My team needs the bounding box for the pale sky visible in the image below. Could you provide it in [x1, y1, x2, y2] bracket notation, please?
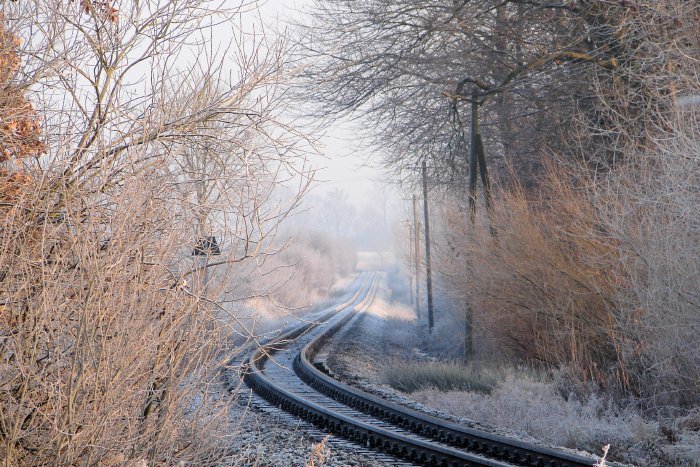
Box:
[252, 0, 392, 209]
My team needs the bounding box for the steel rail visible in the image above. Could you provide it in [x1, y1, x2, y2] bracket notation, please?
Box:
[240, 272, 373, 373]
[243, 272, 597, 466]
[296, 310, 596, 466]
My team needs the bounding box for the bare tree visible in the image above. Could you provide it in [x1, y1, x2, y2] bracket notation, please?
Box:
[298, 1, 630, 203]
[315, 188, 355, 238]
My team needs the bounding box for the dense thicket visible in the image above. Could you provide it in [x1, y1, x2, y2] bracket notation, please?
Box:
[0, 1, 315, 463]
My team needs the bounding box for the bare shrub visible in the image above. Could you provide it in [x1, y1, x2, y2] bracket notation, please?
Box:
[436, 169, 625, 386]
[439, 118, 699, 399]
[435, 109, 699, 411]
[246, 229, 357, 317]
[574, 0, 700, 412]
[0, 168, 241, 464]
[592, 112, 700, 413]
[0, 1, 314, 463]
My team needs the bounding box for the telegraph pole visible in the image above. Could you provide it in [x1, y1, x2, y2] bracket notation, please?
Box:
[403, 219, 415, 310]
[411, 195, 421, 320]
[421, 161, 434, 331]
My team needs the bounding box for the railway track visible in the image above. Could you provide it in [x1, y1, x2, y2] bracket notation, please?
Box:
[242, 271, 597, 467]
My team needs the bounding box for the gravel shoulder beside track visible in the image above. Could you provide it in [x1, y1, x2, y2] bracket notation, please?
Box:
[226, 394, 387, 466]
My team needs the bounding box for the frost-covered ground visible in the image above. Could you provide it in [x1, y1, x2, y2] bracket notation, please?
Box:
[219, 267, 392, 466]
[192, 371, 384, 466]
[324, 271, 700, 467]
[226, 395, 385, 466]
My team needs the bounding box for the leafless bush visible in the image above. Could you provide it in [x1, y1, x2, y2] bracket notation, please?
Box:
[435, 113, 699, 412]
[0, 166, 240, 464]
[435, 170, 624, 382]
[244, 229, 357, 318]
[592, 111, 700, 413]
[577, 0, 699, 412]
[0, 1, 314, 463]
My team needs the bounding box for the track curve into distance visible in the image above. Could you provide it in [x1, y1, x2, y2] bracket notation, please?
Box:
[243, 271, 596, 467]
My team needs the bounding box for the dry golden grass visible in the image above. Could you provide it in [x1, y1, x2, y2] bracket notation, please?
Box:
[439, 164, 626, 388]
[306, 435, 331, 467]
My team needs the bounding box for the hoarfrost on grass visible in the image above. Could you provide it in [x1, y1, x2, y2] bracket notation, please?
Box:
[411, 369, 659, 458]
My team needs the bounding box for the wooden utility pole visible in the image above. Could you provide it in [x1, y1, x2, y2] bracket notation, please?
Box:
[464, 91, 498, 360]
[465, 93, 488, 359]
[412, 194, 421, 320]
[404, 219, 415, 311]
[421, 161, 434, 332]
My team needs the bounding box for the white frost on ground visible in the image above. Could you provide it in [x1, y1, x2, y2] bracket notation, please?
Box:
[211, 371, 387, 466]
[324, 271, 700, 467]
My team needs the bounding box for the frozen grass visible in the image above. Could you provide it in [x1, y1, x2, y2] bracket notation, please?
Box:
[409, 367, 665, 463]
[364, 271, 700, 465]
[383, 361, 498, 394]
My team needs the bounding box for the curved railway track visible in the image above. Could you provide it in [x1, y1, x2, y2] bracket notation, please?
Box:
[242, 271, 597, 467]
